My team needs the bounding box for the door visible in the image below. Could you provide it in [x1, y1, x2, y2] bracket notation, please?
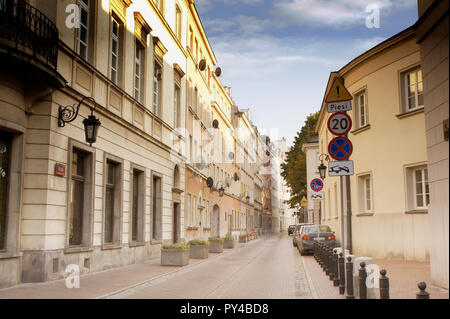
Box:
[211, 205, 220, 238]
[173, 203, 179, 243]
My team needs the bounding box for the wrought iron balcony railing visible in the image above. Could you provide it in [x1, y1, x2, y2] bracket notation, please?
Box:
[0, 0, 59, 68]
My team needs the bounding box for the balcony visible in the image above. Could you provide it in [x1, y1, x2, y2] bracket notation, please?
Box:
[0, 0, 64, 85]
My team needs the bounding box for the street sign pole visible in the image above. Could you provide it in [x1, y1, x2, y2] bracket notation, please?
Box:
[340, 174, 346, 294]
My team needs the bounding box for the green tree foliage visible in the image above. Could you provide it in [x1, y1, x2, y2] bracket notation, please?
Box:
[281, 112, 319, 208]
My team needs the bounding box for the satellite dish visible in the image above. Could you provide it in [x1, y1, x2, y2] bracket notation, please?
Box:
[233, 172, 240, 182]
[206, 177, 214, 188]
[225, 176, 232, 187]
[198, 59, 206, 71]
[214, 67, 221, 77]
[212, 119, 219, 129]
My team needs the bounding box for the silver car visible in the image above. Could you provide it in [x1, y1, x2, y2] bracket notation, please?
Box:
[292, 223, 313, 247]
[297, 225, 336, 255]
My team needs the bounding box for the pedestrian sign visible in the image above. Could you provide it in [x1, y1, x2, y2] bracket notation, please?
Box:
[325, 78, 353, 103]
[310, 178, 324, 192]
[328, 136, 353, 161]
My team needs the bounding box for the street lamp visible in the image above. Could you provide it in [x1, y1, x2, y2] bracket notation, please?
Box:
[218, 186, 225, 197]
[58, 96, 101, 146]
[317, 154, 330, 180]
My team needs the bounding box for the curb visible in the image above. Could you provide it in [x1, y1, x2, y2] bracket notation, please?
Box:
[301, 255, 319, 299]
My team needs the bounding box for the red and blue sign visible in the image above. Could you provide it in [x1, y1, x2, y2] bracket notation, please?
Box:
[310, 178, 324, 192]
[328, 136, 353, 161]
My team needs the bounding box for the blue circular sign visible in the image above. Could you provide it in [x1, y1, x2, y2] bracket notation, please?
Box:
[310, 178, 324, 192]
[328, 136, 353, 161]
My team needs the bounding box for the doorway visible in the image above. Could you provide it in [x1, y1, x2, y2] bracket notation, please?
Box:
[211, 204, 220, 238]
[173, 202, 180, 243]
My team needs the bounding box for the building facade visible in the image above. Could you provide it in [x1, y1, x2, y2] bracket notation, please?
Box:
[316, 27, 429, 261]
[302, 138, 321, 224]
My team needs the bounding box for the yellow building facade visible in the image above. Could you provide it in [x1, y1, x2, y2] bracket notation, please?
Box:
[317, 27, 430, 261]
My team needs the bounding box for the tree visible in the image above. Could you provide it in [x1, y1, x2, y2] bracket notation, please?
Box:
[281, 112, 319, 208]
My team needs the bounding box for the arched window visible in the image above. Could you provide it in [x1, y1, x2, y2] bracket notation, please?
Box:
[173, 165, 180, 188]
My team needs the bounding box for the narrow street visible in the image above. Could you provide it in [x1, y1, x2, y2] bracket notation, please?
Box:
[104, 235, 313, 299]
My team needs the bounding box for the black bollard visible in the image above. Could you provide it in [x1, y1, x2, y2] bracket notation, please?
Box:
[346, 256, 354, 299]
[379, 269, 389, 299]
[325, 247, 331, 276]
[339, 252, 345, 294]
[332, 249, 339, 286]
[416, 282, 430, 299]
[359, 262, 367, 299]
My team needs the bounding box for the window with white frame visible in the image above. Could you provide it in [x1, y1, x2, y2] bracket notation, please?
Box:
[402, 67, 424, 112]
[406, 165, 429, 211]
[174, 85, 180, 128]
[77, 0, 90, 61]
[134, 40, 144, 103]
[153, 61, 162, 116]
[187, 194, 191, 226]
[358, 174, 373, 213]
[355, 90, 368, 128]
[193, 196, 197, 226]
[110, 16, 121, 85]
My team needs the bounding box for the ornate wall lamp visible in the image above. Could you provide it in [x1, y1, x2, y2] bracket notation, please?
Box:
[58, 96, 101, 146]
[318, 154, 330, 180]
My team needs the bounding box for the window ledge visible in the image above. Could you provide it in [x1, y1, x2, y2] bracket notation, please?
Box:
[405, 209, 428, 214]
[356, 213, 374, 217]
[172, 187, 184, 194]
[64, 247, 94, 254]
[129, 241, 146, 248]
[0, 252, 21, 260]
[186, 226, 199, 230]
[101, 244, 122, 251]
[396, 107, 424, 119]
[203, 227, 211, 231]
[351, 124, 371, 135]
[150, 240, 163, 245]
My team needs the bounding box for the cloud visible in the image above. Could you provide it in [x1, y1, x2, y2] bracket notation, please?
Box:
[196, 0, 263, 12]
[273, 0, 416, 28]
[354, 36, 387, 52]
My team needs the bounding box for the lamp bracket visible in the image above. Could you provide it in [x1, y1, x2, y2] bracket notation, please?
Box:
[58, 96, 96, 127]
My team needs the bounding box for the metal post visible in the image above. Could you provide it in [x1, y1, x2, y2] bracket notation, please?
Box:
[379, 269, 389, 299]
[340, 175, 346, 273]
[325, 247, 331, 276]
[359, 262, 367, 299]
[416, 282, 430, 299]
[339, 252, 345, 294]
[346, 256, 354, 299]
[333, 249, 339, 286]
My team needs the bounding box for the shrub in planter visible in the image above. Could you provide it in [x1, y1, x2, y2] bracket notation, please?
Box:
[223, 233, 235, 249]
[239, 234, 248, 243]
[208, 237, 224, 253]
[188, 240, 209, 259]
[161, 243, 189, 266]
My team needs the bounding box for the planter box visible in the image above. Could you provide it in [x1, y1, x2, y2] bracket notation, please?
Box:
[189, 244, 209, 259]
[161, 248, 189, 266]
[223, 239, 235, 249]
[239, 236, 248, 243]
[208, 241, 224, 253]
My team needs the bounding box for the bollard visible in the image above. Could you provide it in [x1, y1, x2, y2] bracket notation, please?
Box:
[332, 249, 339, 286]
[346, 256, 354, 299]
[416, 282, 430, 299]
[325, 246, 331, 276]
[359, 262, 367, 299]
[379, 269, 389, 299]
[339, 252, 345, 294]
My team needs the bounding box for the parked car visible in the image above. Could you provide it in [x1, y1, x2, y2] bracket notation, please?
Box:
[288, 225, 296, 236]
[292, 223, 313, 247]
[297, 225, 336, 255]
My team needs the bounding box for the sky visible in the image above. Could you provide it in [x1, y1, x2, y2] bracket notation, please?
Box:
[195, 0, 419, 146]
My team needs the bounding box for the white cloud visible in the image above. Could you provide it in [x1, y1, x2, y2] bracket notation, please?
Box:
[354, 36, 387, 52]
[273, 0, 416, 28]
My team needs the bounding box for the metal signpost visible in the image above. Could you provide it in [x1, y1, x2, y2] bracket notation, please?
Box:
[325, 77, 354, 294]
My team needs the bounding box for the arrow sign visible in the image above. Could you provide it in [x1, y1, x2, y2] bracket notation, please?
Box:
[327, 112, 352, 136]
[310, 178, 324, 192]
[328, 160, 354, 176]
[310, 192, 324, 200]
[328, 136, 353, 161]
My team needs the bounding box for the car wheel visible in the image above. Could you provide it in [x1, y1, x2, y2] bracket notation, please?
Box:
[300, 250, 305, 256]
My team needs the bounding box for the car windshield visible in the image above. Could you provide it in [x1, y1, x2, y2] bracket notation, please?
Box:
[303, 225, 332, 233]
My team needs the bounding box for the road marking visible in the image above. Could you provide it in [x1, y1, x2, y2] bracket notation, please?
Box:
[301, 256, 319, 299]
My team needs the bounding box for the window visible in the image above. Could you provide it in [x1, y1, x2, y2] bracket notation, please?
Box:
[77, 0, 90, 60]
[68, 144, 94, 248]
[0, 133, 11, 250]
[154, 0, 164, 13]
[189, 27, 193, 50]
[402, 67, 423, 111]
[131, 167, 145, 242]
[104, 160, 121, 245]
[193, 196, 197, 226]
[175, 5, 182, 42]
[358, 174, 372, 213]
[153, 61, 162, 116]
[134, 41, 144, 103]
[174, 84, 180, 128]
[110, 15, 122, 85]
[187, 194, 191, 226]
[152, 175, 162, 240]
[414, 168, 429, 209]
[355, 90, 368, 128]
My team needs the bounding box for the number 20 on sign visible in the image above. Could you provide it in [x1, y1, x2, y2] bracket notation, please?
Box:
[327, 112, 352, 136]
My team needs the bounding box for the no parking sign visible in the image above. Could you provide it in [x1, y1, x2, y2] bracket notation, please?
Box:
[310, 178, 324, 192]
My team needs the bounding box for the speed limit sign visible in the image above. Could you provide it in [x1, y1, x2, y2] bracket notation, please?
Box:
[327, 112, 352, 136]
